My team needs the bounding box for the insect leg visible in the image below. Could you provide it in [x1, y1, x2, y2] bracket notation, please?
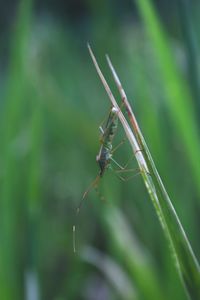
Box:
[115, 171, 141, 182]
[76, 175, 100, 214]
[111, 138, 126, 154]
[110, 156, 135, 170]
[115, 166, 140, 181]
[110, 164, 141, 181]
[73, 225, 76, 253]
[73, 175, 102, 254]
[110, 157, 125, 169]
[99, 126, 104, 135]
[110, 156, 141, 180]
[98, 106, 113, 134]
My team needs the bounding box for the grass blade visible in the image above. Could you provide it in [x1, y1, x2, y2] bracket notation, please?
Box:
[105, 207, 168, 300]
[0, 0, 32, 299]
[106, 56, 200, 299]
[88, 45, 200, 300]
[81, 246, 137, 300]
[135, 0, 200, 201]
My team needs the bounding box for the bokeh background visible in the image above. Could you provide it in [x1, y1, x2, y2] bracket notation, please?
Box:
[1, 0, 200, 299]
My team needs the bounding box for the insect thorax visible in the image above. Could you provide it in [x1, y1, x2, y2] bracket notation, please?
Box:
[96, 107, 118, 177]
[96, 145, 112, 176]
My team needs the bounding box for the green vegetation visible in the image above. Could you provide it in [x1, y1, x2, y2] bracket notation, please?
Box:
[88, 45, 200, 298]
[1, 0, 200, 299]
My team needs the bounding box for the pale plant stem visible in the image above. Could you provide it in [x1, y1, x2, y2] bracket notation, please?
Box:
[88, 44, 200, 299]
[106, 54, 200, 271]
[88, 44, 163, 221]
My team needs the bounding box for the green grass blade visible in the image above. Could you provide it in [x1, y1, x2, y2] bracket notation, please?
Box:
[106, 56, 200, 299]
[177, 0, 200, 112]
[108, 59, 200, 299]
[0, 0, 32, 299]
[105, 207, 168, 300]
[135, 0, 200, 200]
[87, 46, 200, 300]
[81, 246, 137, 300]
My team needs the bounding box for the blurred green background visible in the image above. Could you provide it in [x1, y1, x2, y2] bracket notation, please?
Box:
[1, 0, 200, 299]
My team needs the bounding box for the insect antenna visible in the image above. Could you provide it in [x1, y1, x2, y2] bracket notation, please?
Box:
[73, 225, 76, 253]
[73, 175, 101, 253]
[76, 174, 100, 214]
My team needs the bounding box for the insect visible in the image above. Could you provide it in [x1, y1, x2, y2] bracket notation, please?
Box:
[73, 106, 119, 253]
[73, 106, 138, 252]
[76, 106, 120, 214]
